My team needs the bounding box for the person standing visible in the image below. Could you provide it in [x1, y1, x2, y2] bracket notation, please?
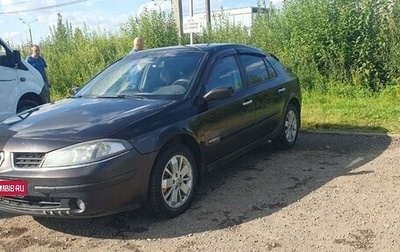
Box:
[128, 37, 145, 88]
[26, 45, 50, 89]
[129, 37, 144, 54]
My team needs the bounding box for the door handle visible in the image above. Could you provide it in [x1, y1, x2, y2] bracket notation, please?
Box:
[242, 100, 253, 106]
[20, 77, 26, 82]
[278, 87, 286, 94]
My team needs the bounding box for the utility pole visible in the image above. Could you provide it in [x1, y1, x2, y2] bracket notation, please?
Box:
[205, 0, 211, 30]
[171, 0, 183, 39]
[19, 18, 38, 45]
[189, 0, 193, 44]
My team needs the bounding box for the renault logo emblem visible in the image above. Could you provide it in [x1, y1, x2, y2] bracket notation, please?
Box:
[0, 151, 4, 166]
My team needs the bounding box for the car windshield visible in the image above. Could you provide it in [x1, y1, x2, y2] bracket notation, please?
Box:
[75, 50, 205, 100]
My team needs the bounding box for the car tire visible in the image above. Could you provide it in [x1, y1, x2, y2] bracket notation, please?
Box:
[146, 143, 197, 219]
[17, 100, 40, 113]
[272, 103, 299, 150]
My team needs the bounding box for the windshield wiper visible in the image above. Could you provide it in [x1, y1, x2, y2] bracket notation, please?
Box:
[97, 94, 147, 99]
[120, 94, 148, 99]
[71, 94, 96, 98]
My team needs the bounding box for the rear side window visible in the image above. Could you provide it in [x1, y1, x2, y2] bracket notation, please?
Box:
[264, 58, 278, 79]
[240, 55, 269, 86]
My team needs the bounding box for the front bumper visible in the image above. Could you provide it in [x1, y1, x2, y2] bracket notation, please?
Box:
[0, 150, 157, 218]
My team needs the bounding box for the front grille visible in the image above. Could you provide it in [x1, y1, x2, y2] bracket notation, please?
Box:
[13, 153, 45, 168]
[0, 196, 61, 208]
[0, 196, 76, 216]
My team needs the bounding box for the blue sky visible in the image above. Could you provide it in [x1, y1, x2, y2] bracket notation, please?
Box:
[0, 0, 281, 46]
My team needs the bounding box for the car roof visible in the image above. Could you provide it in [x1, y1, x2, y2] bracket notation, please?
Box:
[142, 43, 267, 56]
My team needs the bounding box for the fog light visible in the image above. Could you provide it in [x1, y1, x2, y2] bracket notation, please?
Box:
[76, 199, 86, 211]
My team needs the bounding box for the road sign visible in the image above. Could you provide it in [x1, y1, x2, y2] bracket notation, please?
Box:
[183, 16, 202, 34]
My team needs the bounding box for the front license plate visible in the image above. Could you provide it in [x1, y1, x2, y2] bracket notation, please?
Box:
[0, 180, 27, 196]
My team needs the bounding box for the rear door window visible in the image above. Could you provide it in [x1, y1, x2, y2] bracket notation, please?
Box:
[240, 55, 269, 86]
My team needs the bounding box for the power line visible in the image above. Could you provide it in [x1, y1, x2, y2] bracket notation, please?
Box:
[0, 0, 37, 6]
[0, 0, 89, 15]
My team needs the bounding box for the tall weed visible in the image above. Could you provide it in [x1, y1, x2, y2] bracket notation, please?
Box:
[24, 1, 400, 104]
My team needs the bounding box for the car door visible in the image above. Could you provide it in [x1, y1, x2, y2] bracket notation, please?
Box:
[0, 42, 20, 121]
[196, 54, 259, 163]
[238, 53, 286, 138]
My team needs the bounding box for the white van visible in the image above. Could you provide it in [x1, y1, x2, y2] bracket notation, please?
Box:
[0, 37, 50, 121]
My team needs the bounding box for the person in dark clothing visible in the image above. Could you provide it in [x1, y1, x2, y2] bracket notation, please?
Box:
[26, 45, 50, 88]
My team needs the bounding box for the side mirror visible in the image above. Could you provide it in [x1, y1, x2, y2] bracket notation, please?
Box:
[203, 87, 234, 101]
[12, 50, 22, 68]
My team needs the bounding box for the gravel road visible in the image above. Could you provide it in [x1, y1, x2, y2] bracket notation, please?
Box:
[0, 132, 399, 252]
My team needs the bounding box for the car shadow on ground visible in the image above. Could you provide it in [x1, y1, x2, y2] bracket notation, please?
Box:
[30, 131, 392, 239]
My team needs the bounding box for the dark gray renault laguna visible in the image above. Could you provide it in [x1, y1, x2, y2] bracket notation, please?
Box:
[0, 44, 301, 219]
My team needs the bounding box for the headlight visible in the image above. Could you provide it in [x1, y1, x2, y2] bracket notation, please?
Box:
[42, 139, 132, 168]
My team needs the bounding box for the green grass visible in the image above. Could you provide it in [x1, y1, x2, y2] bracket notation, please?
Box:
[301, 85, 400, 134]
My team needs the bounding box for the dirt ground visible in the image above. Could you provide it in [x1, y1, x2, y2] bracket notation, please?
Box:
[0, 132, 399, 252]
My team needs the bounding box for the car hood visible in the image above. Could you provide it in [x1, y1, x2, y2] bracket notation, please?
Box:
[0, 97, 175, 142]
